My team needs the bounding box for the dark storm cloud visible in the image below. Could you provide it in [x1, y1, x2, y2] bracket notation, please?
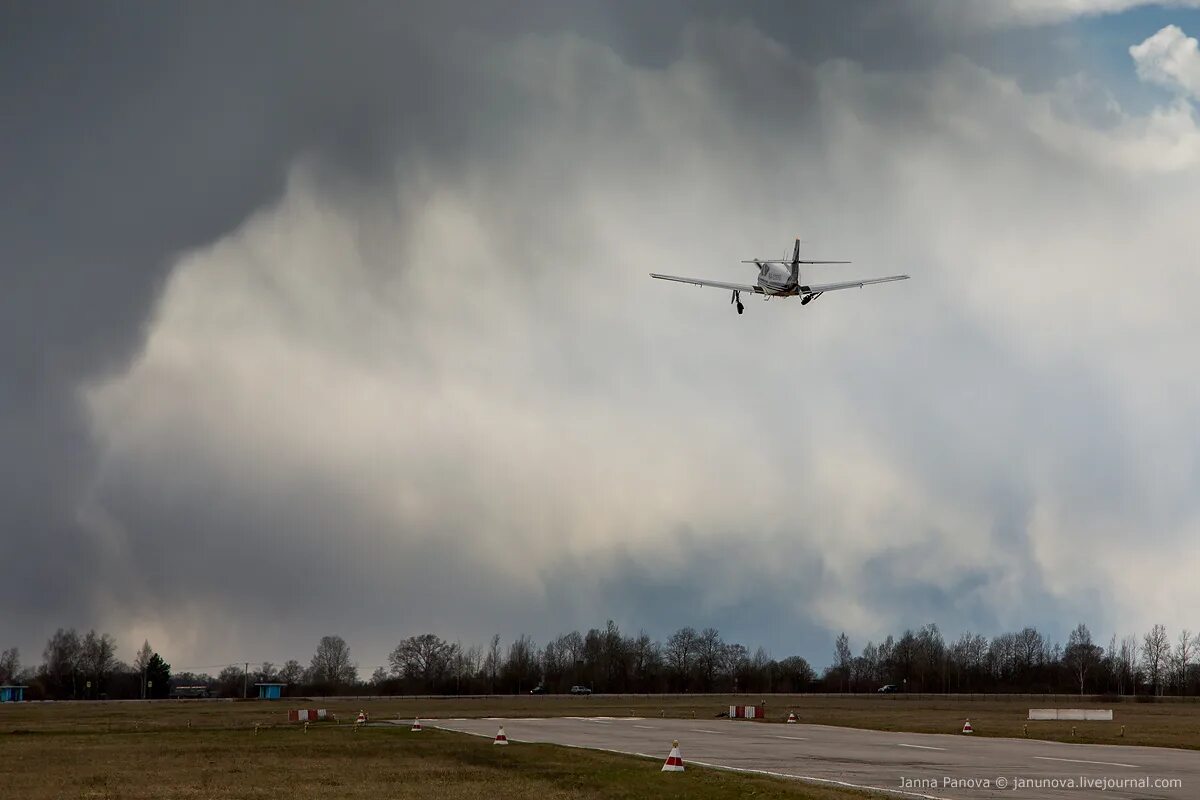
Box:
[5, 2, 1200, 671]
[1, 0, 628, 649]
[0, 0, 867, 659]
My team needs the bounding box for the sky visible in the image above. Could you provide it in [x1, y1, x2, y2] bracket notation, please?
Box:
[4, 1, 1200, 676]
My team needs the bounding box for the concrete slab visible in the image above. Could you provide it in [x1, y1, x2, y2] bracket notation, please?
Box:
[421, 716, 1200, 799]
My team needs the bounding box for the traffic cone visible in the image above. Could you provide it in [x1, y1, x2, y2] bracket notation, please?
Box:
[962, 719, 973, 734]
[411, 717, 422, 732]
[356, 710, 367, 725]
[661, 740, 684, 772]
[493, 725, 509, 745]
[786, 711, 797, 724]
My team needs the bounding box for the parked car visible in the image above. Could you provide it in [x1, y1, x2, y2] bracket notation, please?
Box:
[530, 684, 548, 694]
[877, 684, 899, 693]
[569, 685, 592, 695]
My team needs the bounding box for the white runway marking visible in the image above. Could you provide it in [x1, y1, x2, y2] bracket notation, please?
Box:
[633, 725, 656, 729]
[689, 728, 721, 734]
[774, 735, 809, 741]
[686, 758, 948, 800]
[897, 743, 946, 751]
[1033, 756, 1137, 768]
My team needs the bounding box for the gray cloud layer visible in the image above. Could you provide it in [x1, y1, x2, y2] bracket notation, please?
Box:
[5, 2, 1200, 671]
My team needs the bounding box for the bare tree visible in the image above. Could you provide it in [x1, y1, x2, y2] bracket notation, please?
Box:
[79, 630, 118, 696]
[503, 635, 537, 693]
[914, 624, 945, 692]
[1063, 623, 1102, 695]
[309, 635, 357, 688]
[776, 655, 815, 692]
[459, 644, 482, 692]
[1174, 629, 1193, 695]
[549, 631, 583, 686]
[858, 642, 879, 687]
[1014, 627, 1046, 676]
[1141, 625, 1170, 696]
[483, 634, 502, 693]
[664, 627, 698, 689]
[217, 665, 244, 697]
[724, 642, 749, 689]
[1119, 635, 1139, 695]
[949, 632, 987, 691]
[41, 628, 82, 698]
[1105, 635, 1118, 693]
[629, 630, 660, 691]
[696, 628, 725, 690]
[751, 646, 773, 692]
[834, 632, 852, 692]
[389, 634, 457, 690]
[279, 660, 304, 686]
[0, 648, 19, 685]
[133, 640, 153, 673]
[133, 640, 154, 699]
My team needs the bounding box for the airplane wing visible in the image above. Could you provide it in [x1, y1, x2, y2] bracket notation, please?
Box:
[650, 273, 764, 293]
[804, 275, 909, 293]
[740, 259, 851, 265]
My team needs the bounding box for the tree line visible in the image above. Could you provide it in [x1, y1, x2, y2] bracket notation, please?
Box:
[827, 623, 1196, 696]
[3, 621, 1196, 700]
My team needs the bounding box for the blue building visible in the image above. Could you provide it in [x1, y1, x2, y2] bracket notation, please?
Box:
[255, 682, 285, 700]
[0, 685, 27, 702]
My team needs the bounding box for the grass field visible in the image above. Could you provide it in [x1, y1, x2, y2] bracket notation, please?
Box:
[4, 694, 1199, 798]
[0, 713, 872, 800]
[5, 693, 1200, 748]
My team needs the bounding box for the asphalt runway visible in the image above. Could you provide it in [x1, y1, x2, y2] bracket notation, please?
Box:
[414, 716, 1200, 799]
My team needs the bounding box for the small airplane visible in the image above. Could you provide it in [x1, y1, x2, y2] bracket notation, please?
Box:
[651, 238, 908, 314]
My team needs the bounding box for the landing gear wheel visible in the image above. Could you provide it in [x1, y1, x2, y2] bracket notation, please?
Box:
[736, 302, 744, 314]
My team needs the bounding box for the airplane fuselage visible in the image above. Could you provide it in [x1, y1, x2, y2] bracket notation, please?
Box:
[757, 262, 801, 296]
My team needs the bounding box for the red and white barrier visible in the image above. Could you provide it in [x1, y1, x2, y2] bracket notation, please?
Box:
[494, 725, 509, 745]
[356, 710, 367, 724]
[411, 718, 423, 732]
[962, 719, 973, 734]
[288, 709, 328, 722]
[786, 711, 797, 724]
[729, 705, 765, 719]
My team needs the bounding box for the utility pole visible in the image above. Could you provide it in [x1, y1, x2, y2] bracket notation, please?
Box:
[243, 662, 249, 699]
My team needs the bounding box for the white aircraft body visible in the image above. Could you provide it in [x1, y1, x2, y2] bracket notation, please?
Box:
[651, 238, 908, 314]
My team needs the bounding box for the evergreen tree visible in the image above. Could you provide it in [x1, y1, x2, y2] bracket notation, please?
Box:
[146, 653, 171, 699]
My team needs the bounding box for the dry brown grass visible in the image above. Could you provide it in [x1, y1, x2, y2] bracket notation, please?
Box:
[0, 719, 878, 800]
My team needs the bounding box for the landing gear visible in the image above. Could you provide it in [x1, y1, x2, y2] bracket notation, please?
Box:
[800, 291, 823, 306]
[731, 290, 744, 315]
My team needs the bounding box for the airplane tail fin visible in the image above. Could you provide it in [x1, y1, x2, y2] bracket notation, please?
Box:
[790, 238, 801, 283]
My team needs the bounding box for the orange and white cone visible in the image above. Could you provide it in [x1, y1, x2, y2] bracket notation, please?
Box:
[661, 740, 684, 772]
[962, 719, 973, 734]
[356, 710, 367, 725]
[411, 717, 422, 732]
[493, 725, 509, 745]
[786, 711, 797, 724]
